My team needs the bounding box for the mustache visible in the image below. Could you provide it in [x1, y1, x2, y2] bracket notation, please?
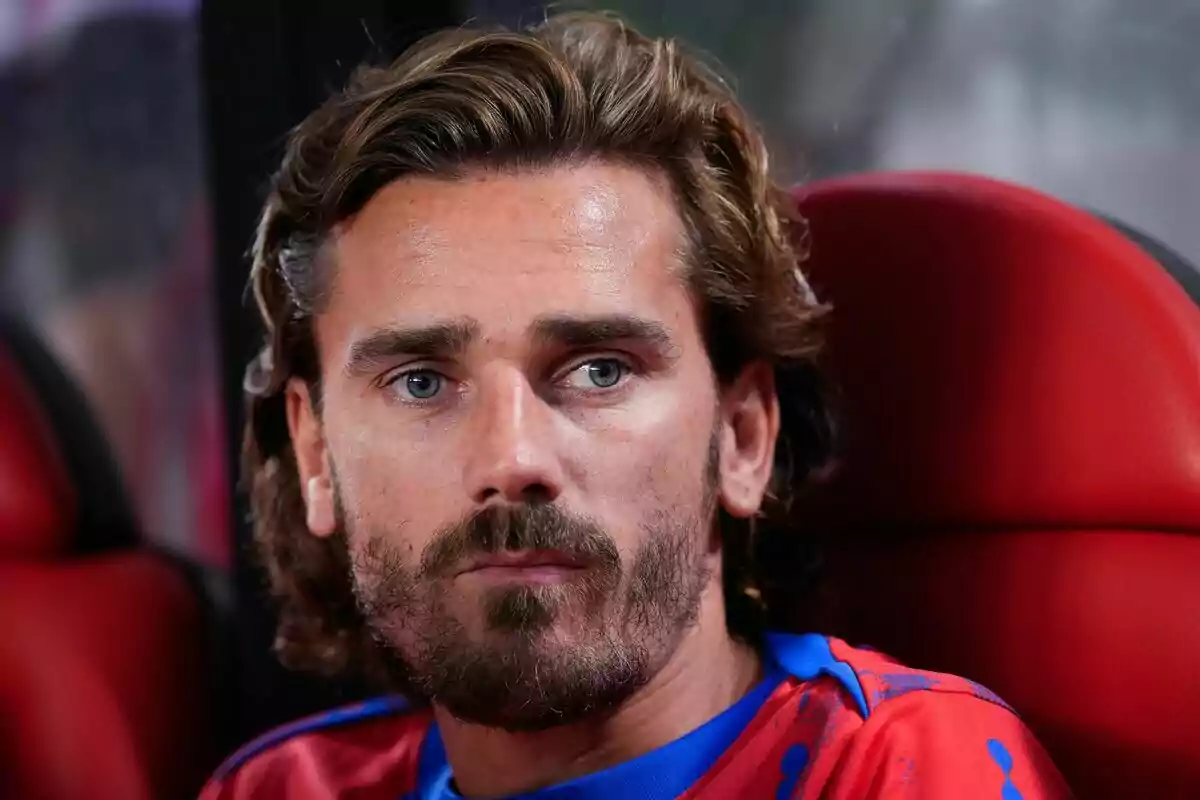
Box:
[419, 503, 621, 579]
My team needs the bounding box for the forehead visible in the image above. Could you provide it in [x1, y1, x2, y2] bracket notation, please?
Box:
[321, 163, 693, 342]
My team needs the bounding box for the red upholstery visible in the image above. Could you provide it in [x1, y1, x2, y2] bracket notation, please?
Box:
[0, 556, 213, 799]
[0, 351, 74, 558]
[0, 330, 216, 799]
[794, 171, 1200, 798]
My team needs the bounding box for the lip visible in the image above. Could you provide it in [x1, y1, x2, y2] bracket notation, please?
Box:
[455, 549, 585, 578]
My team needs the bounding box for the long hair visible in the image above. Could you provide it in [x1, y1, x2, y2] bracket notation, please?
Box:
[243, 11, 834, 680]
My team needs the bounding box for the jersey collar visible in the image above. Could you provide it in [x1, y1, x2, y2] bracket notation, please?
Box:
[410, 632, 863, 800]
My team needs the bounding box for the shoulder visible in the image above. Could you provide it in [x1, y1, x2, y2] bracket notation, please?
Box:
[824, 687, 1072, 798]
[823, 637, 1016, 717]
[765, 632, 1009, 720]
[200, 696, 434, 800]
[762, 634, 1071, 798]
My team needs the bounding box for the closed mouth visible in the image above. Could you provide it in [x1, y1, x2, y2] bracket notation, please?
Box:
[455, 549, 585, 577]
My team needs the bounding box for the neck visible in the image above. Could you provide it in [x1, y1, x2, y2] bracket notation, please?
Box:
[434, 587, 761, 799]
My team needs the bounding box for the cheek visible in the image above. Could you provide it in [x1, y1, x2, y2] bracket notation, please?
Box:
[326, 411, 460, 549]
[575, 383, 716, 533]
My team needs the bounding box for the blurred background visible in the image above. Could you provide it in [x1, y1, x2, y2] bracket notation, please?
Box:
[0, 0, 1196, 793]
[1, 0, 222, 565]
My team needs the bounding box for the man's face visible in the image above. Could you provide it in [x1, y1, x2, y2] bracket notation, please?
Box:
[288, 163, 771, 729]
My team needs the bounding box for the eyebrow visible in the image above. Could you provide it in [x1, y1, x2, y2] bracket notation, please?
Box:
[344, 319, 478, 377]
[343, 313, 677, 378]
[531, 314, 676, 354]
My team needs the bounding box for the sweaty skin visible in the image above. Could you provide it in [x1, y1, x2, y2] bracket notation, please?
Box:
[285, 163, 780, 797]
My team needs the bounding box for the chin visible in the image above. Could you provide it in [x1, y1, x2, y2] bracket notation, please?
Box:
[427, 632, 653, 732]
[478, 582, 601, 635]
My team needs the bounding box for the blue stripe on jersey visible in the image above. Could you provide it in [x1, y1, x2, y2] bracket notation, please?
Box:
[214, 695, 410, 781]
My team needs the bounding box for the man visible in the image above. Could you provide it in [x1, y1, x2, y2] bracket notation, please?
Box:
[203, 12, 1071, 799]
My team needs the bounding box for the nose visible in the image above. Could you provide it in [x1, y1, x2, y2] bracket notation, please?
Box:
[462, 369, 565, 506]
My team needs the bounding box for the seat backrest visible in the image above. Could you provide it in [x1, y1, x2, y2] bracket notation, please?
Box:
[0, 338, 75, 559]
[793, 172, 1200, 799]
[0, 317, 140, 556]
[0, 319, 218, 799]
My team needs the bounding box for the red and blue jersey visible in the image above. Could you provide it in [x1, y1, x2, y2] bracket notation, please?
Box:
[201, 633, 1071, 799]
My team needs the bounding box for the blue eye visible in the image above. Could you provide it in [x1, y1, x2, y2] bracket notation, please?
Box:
[587, 359, 624, 388]
[564, 358, 628, 390]
[398, 370, 442, 400]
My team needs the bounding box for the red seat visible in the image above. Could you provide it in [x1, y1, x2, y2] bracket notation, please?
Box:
[0, 322, 218, 799]
[794, 171, 1200, 799]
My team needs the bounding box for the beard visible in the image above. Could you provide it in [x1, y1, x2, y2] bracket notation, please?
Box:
[341, 442, 719, 732]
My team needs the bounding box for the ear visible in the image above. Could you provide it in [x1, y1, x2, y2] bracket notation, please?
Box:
[286, 378, 337, 537]
[717, 361, 780, 519]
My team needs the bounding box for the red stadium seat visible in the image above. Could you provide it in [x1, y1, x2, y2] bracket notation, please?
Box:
[793, 172, 1200, 798]
[0, 319, 219, 799]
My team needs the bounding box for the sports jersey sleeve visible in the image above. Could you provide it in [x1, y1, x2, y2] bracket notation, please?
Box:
[195, 699, 429, 800]
[196, 760, 268, 800]
[197, 737, 375, 800]
[821, 691, 1073, 799]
